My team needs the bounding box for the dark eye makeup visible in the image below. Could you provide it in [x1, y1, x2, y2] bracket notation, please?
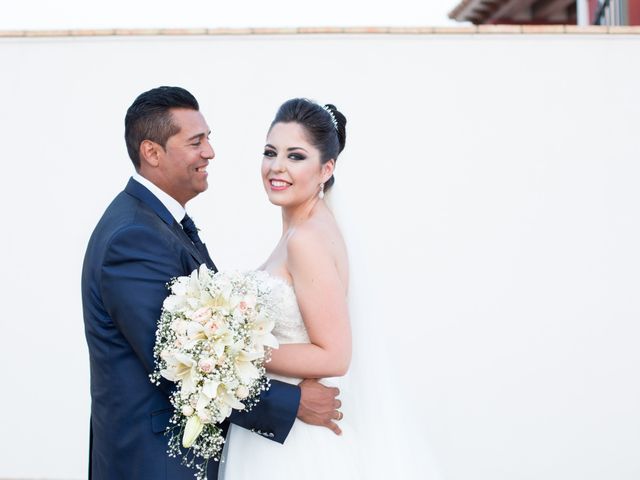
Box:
[262, 148, 306, 161]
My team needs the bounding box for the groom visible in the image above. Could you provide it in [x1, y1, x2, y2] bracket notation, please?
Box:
[82, 86, 341, 479]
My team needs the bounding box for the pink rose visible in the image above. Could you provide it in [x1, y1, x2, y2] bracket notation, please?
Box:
[198, 358, 214, 373]
[204, 320, 220, 335]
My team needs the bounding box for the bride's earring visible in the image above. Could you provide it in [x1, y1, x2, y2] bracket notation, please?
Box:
[318, 183, 325, 199]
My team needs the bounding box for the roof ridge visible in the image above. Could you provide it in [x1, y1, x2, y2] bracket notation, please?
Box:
[2, 25, 640, 37]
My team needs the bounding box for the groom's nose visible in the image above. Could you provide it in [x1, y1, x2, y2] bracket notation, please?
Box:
[201, 139, 215, 159]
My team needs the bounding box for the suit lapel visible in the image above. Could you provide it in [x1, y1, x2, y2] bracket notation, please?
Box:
[124, 178, 207, 267]
[170, 220, 208, 266]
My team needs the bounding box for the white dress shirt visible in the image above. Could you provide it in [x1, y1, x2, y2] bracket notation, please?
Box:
[131, 173, 186, 224]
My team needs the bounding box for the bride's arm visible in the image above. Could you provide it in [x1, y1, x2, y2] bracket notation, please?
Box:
[266, 225, 351, 378]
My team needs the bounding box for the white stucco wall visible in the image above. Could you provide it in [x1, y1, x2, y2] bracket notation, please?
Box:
[1, 31, 639, 479]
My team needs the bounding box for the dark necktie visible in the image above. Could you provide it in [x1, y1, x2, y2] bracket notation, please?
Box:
[180, 214, 216, 270]
[181, 214, 204, 249]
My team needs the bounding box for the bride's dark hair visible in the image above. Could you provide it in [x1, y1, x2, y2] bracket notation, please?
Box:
[270, 98, 347, 191]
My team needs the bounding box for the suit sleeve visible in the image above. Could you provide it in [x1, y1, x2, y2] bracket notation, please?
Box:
[228, 379, 301, 444]
[100, 224, 187, 395]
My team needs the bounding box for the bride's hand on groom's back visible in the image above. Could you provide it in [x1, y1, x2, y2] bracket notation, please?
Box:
[297, 379, 343, 435]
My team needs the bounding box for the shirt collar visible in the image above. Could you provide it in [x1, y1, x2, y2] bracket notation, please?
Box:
[132, 173, 186, 224]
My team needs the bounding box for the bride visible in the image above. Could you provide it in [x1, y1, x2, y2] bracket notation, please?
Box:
[221, 98, 357, 479]
[221, 99, 358, 480]
[221, 98, 441, 479]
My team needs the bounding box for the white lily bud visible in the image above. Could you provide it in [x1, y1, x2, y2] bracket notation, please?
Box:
[182, 415, 204, 448]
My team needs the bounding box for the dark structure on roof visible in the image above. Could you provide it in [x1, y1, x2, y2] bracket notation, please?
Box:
[449, 0, 640, 25]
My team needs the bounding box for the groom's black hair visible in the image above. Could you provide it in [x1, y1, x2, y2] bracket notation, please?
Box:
[125, 86, 200, 170]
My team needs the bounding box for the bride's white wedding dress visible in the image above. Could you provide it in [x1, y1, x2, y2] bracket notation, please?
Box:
[219, 273, 361, 479]
[220, 191, 443, 480]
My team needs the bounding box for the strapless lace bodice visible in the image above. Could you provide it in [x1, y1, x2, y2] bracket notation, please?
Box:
[258, 272, 310, 385]
[262, 273, 310, 345]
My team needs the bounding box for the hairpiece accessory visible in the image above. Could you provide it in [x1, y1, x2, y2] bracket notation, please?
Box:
[318, 182, 325, 199]
[322, 105, 339, 131]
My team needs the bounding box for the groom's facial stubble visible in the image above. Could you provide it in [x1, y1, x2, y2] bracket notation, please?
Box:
[139, 108, 214, 207]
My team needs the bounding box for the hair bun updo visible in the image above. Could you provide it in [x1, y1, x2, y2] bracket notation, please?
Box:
[270, 98, 347, 192]
[323, 104, 347, 156]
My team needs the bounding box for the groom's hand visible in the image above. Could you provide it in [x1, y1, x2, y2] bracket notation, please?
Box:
[297, 379, 343, 435]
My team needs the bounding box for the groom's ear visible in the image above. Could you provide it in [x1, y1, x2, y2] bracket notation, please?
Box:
[139, 139, 161, 168]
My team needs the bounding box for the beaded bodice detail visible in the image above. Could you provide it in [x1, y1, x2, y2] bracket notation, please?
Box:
[264, 273, 310, 345]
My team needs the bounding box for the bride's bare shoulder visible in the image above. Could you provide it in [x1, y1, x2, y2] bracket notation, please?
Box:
[286, 221, 326, 259]
[285, 213, 349, 289]
[287, 214, 345, 257]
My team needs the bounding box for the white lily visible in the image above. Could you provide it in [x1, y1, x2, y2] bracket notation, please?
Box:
[188, 268, 203, 295]
[233, 348, 263, 383]
[161, 352, 199, 396]
[209, 290, 232, 316]
[171, 276, 191, 296]
[197, 264, 212, 284]
[182, 415, 204, 448]
[197, 379, 244, 423]
[220, 387, 245, 411]
[184, 321, 206, 340]
[250, 313, 279, 349]
[162, 294, 187, 314]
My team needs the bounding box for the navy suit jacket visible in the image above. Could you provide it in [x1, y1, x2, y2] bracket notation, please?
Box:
[82, 178, 300, 479]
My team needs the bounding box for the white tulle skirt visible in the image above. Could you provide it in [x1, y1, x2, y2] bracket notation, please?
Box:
[220, 417, 360, 480]
[219, 377, 361, 480]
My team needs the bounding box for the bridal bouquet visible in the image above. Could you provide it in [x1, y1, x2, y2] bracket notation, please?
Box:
[150, 265, 279, 479]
